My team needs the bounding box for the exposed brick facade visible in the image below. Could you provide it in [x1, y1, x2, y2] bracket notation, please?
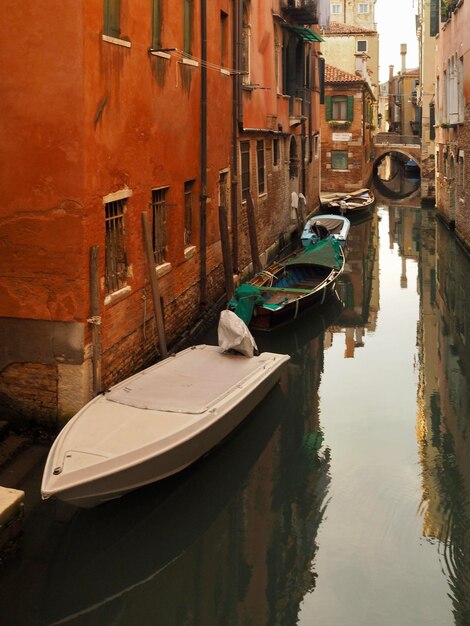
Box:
[321, 66, 374, 192]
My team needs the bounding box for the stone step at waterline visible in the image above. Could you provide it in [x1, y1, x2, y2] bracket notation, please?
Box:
[0, 486, 25, 556]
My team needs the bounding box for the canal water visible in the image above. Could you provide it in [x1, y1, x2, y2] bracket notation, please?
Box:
[1, 201, 470, 626]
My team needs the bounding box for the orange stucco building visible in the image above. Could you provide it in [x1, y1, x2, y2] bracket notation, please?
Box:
[0, 1, 328, 424]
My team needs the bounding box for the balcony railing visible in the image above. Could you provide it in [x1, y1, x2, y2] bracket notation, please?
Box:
[281, 0, 317, 25]
[375, 132, 421, 146]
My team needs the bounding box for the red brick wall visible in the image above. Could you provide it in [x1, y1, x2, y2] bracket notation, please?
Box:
[321, 84, 373, 192]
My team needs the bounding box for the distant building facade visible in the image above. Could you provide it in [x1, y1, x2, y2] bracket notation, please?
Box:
[386, 46, 420, 137]
[321, 64, 375, 192]
[416, 0, 437, 203]
[320, 21, 379, 102]
[435, 0, 470, 251]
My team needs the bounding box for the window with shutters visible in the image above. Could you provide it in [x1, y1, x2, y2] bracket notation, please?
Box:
[332, 96, 348, 120]
[325, 95, 354, 122]
[104, 0, 121, 38]
[430, 0, 439, 36]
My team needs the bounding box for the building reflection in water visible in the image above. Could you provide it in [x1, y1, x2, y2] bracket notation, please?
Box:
[325, 210, 379, 358]
[39, 302, 342, 626]
[375, 154, 421, 200]
[415, 209, 470, 622]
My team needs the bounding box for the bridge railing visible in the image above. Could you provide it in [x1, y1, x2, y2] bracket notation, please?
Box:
[375, 132, 421, 146]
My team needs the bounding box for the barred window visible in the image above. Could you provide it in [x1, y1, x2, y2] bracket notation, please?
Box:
[105, 198, 128, 294]
[272, 138, 279, 166]
[151, 187, 169, 264]
[257, 140, 265, 195]
[184, 180, 195, 247]
[241, 141, 251, 201]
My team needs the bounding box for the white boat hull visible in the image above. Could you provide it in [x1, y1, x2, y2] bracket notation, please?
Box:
[301, 214, 350, 247]
[41, 345, 289, 508]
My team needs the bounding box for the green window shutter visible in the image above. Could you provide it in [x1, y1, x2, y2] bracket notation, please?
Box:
[430, 103, 436, 140]
[347, 96, 354, 122]
[319, 57, 325, 104]
[325, 96, 332, 121]
[430, 0, 439, 36]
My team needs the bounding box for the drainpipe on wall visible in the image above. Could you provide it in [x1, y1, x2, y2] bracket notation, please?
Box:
[231, 0, 241, 272]
[200, 0, 207, 304]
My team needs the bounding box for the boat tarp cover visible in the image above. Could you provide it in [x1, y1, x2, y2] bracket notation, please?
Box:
[229, 284, 265, 325]
[286, 237, 342, 270]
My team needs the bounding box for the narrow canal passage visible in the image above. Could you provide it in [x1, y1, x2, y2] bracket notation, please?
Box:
[1, 202, 470, 626]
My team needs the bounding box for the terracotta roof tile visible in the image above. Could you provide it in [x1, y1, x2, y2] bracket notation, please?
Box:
[323, 21, 376, 35]
[325, 64, 364, 84]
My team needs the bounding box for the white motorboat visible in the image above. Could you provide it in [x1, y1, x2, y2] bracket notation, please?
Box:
[41, 344, 289, 508]
[301, 214, 351, 248]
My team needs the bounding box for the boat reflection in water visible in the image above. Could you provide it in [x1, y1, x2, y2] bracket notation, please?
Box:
[416, 211, 470, 622]
[326, 207, 379, 358]
[42, 296, 343, 625]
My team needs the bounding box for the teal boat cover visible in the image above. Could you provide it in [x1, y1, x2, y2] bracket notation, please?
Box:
[228, 284, 264, 325]
[285, 237, 343, 270]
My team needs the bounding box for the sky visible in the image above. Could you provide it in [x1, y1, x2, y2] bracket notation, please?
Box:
[375, 0, 419, 83]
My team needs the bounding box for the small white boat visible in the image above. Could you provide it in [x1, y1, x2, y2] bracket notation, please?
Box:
[301, 214, 350, 248]
[320, 188, 375, 216]
[41, 344, 289, 508]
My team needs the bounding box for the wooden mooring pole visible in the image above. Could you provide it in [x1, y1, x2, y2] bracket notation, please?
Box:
[142, 212, 168, 359]
[246, 193, 262, 274]
[89, 245, 102, 395]
[219, 204, 234, 300]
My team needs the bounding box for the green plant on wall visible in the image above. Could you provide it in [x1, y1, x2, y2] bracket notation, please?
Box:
[328, 120, 351, 129]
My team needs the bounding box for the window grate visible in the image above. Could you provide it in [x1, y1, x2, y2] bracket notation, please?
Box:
[241, 141, 251, 201]
[257, 140, 265, 195]
[105, 198, 128, 294]
[151, 188, 168, 265]
[184, 181, 194, 247]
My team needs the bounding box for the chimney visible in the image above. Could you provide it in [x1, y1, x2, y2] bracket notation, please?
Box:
[389, 65, 394, 81]
[400, 43, 407, 73]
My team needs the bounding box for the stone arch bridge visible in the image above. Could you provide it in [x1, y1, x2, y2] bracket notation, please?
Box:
[373, 133, 421, 169]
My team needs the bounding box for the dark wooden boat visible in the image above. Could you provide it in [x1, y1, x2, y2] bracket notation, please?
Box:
[229, 238, 345, 331]
[320, 188, 375, 217]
